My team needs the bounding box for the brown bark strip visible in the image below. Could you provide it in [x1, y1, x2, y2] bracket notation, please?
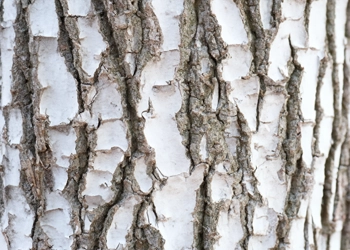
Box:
[235, 108, 261, 249]
[321, 0, 347, 238]
[277, 41, 304, 248]
[87, 0, 163, 248]
[313, 57, 329, 159]
[303, 0, 312, 32]
[241, 0, 266, 132]
[271, 0, 282, 28]
[241, 0, 268, 76]
[339, 1, 350, 248]
[10, 2, 42, 247]
[62, 125, 89, 249]
[183, 0, 219, 245]
[241, 0, 280, 133]
[179, 0, 246, 248]
[282, 41, 303, 177]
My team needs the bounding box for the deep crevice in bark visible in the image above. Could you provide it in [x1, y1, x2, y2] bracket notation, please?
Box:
[282, 41, 303, 177]
[55, 0, 84, 113]
[89, 162, 127, 249]
[277, 38, 315, 248]
[304, 0, 312, 32]
[241, 0, 269, 136]
[63, 125, 89, 249]
[271, 0, 282, 28]
[236, 108, 260, 250]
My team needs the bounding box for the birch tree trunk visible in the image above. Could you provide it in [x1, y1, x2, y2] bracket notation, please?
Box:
[0, 0, 349, 249]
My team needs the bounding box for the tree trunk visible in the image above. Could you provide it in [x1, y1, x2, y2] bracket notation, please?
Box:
[0, 0, 349, 249]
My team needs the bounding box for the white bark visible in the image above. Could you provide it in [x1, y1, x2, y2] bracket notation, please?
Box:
[0, 0, 350, 249]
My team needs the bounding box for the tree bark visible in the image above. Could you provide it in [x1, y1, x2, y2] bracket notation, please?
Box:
[0, 0, 349, 249]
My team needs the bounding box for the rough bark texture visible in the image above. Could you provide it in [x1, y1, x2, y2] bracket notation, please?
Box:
[0, 0, 350, 249]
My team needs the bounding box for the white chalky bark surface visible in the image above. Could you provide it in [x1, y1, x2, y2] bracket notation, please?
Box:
[0, 0, 349, 249]
[37, 39, 79, 126]
[151, 164, 206, 250]
[0, 0, 16, 107]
